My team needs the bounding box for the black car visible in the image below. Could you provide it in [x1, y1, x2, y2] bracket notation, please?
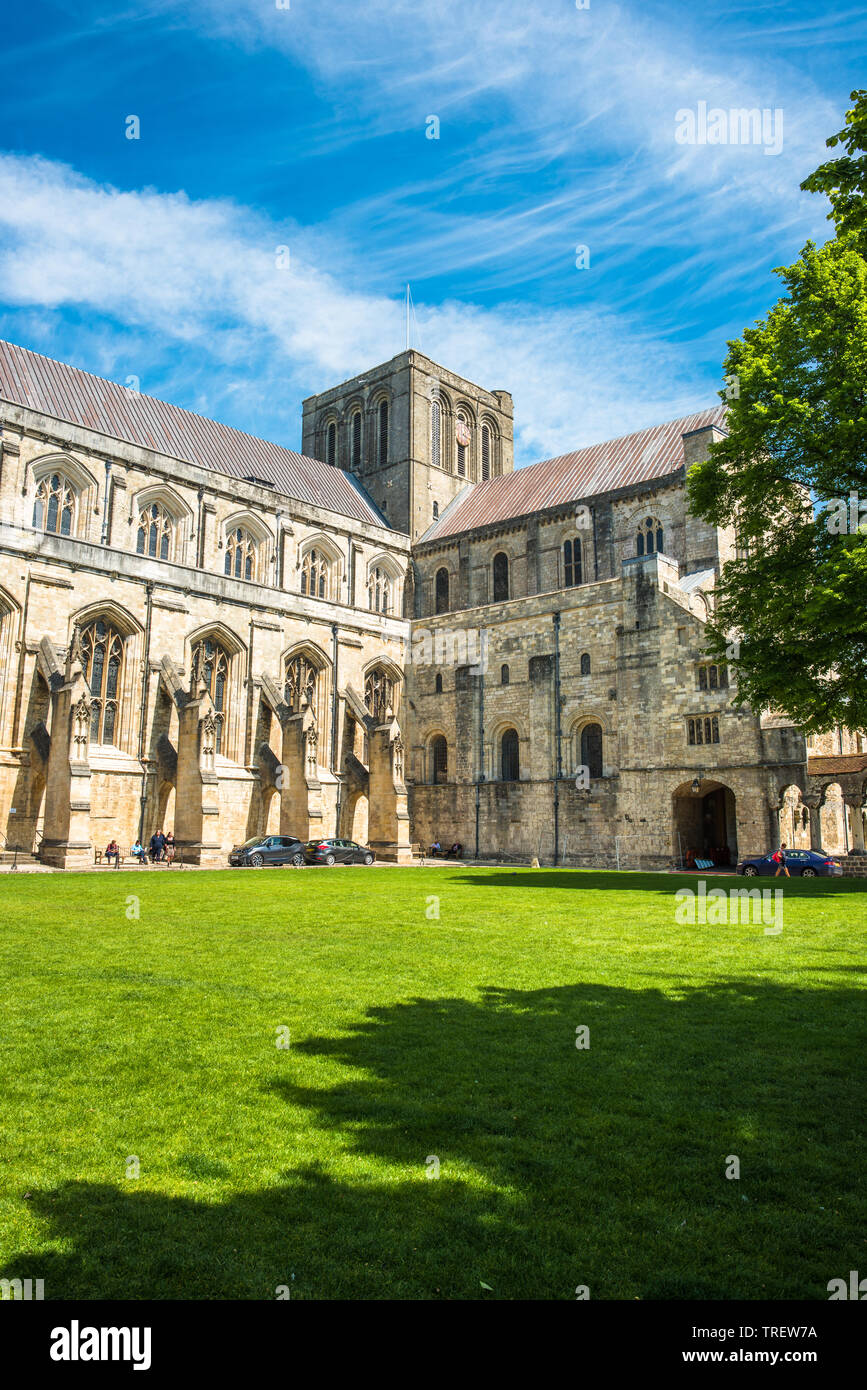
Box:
[228, 835, 306, 868]
[304, 838, 375, 866]
[736, 849, 842, 878]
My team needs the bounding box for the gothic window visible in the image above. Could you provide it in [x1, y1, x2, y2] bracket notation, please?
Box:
[285, 654, 318, 713]
[136, 501, 174, 560]
[378, 400, 389, 467]
[493, 551, 509, 601]
[501, 728, 519, 781]
[431, 397, 442, 470]
[431, 735, 448, 784]
[580, 652, 591, 676]
[326, 422, 337, 468]
[432, 501, 439, 520]
[194, 638, 229, 755]
[698, 663, 728, 691]
[501, 663, 510, 685]
[687, 716, 720, 746]
[435, 673, 443, 693]
[81, 619, 124, 746]
[301, 548, 330, 599]
[368, 566, 391, 614]
[481, 425, 491, 480]
[351, 410, 362, 470]
[365, 667, 395, 721]
[564, 538, 582, 587]
[224, 527, 257, 581]
[33, 472, 75, 536]
[580, 723, 603, 778]
[435, 567, 449, 614]
[636, 516, 664, 557]
[456, 412, 470, 476]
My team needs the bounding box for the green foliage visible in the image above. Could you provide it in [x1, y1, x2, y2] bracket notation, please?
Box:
[0, 868, 865, 1300]
[688, 101, 867, 732]
[802, 90, 867, 248]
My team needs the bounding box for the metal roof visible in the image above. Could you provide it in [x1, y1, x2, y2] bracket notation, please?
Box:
[420, 405, 727, 543]
[0, 339, 387, 528]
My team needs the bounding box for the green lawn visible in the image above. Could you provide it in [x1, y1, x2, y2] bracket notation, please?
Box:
[0, 866, 865, 1300]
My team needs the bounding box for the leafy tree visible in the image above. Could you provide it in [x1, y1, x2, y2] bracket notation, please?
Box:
[687, 97, 867, 733]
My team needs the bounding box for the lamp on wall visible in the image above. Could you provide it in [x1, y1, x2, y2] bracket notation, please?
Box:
[691, 772, 704, 796]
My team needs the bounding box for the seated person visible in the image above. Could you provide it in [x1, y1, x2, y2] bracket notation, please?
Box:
[105, 839, 120, 864]
[130, 840, 147, 864]
[446, 842, 463, 859]
[429, 840, 442, 857]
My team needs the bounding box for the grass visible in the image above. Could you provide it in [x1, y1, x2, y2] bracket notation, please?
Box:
[0, 865, 865, 1301]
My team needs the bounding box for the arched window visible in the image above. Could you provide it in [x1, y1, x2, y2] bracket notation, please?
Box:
[365, 666, 395, 721]
[81, 619, 124, 746]
[431, 735, 448, 784]
[501, 663, 510, 685]
[456, 412, 470, 476]
[636, 516, 664, 556]
[580, 723, 603, 778]
[501, 728, 519, 781]
[378, 399, 389, 467]
[435, 567, 449, 614]
[224, 527, 257, 581]
[285, 653, 318, 712]
[435, 673, 443, 693]
[431, 397, 442, 469]
[580, 652, 591, 676]
[481, 425, 491, 480]
[368, 566, 392, 614]
[351, 410, 362, 470]
[301, 548, 329, 599]
[564, 538, 582, 587]
[193, 638, 229, 755]
[492, 552, 509, 602]
[33, 472, 75, 536]
[136, 501, 174, 560]
[326, 422, 337, 468]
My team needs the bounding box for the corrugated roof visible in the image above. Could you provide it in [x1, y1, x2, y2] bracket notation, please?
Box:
[420, 406, 727, 542]
[0, 339, 386, 528]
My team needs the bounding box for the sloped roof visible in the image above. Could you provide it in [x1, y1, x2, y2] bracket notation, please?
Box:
[0, 339, 386, 528]
[807, 754, 867, 777]
[421, 405, 727, 543]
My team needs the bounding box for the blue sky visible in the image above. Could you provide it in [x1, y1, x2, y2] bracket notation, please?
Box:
[0, 0, 863, 465]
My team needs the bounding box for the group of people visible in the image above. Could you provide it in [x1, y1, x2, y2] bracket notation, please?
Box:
[110, 829, 176, 865]
[428, 840, 464, 859]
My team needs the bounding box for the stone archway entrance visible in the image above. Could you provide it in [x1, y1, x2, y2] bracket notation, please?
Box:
[672, 779, 737, 867]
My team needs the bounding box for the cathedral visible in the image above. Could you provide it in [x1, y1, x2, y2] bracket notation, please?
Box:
[0, 337, 864, 870]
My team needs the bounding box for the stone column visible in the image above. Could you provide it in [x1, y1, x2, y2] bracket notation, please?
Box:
[41, 640, 94, 870]
[367, 716, 412, 862]
[808, 804, 823, 853]
[845, 799, 866, 855]
[174, 681, 223, 866]
[279, 703, 325, 841]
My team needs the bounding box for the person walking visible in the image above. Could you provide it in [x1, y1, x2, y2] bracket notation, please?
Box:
[773, 842, 790, 877]
[164, 830, 176, 864]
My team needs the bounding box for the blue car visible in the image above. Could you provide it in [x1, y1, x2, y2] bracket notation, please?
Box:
[736, 849, 842, 878]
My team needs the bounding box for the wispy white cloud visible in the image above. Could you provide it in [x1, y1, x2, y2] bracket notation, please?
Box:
[0, 152, 713, 462]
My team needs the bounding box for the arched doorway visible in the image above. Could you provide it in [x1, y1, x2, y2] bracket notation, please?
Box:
[672, 779, 737, 867]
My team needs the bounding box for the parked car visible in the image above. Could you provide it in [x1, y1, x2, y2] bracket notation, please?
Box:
[736, 849, 842, 878]
[304, 838, 375, 866]
[228, 835, 306, 868]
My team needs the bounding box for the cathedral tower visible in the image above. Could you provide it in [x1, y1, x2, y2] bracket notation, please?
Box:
[301, 350, 514, 540]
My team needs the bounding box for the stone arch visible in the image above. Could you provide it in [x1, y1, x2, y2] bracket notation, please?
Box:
[282, 640, 331, 732]
[70, 603, 142, 754]
[423, 728, 450, 784]
[298, 532, 344, 601]
[363, 655, 403, 720]
[186, 622, 246, 762]
[778, 782, 810, 851]
[131, 482, 193, 564]
[568, 712, 613, 778]
[672, 777, 737, 867]
[488, 716, 528, 781]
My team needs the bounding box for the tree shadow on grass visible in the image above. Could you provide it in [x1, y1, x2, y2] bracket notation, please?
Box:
[448, 868, 867, 897]
[4, 979, 865, 1300]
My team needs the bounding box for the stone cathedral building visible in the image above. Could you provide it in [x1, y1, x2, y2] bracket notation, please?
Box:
[0, 337, 863, 870]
